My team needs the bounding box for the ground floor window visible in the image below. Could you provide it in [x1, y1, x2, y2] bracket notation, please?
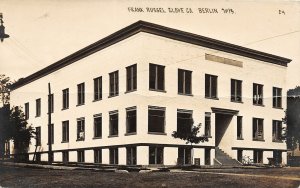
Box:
[205, 149, 211, 165]
[273, 150, 282, 165]
[109, 148, 118, 164]
[36, 153, 41, 162]
[62, 151, 69, 164]
[178, 147, 191, 165]
[94, 149, 102, 163]
[237, 150, 243, 163]
[149, 146, 164, 165]
[126, 147, 137, 165]
[77, 150, 85, 163]
[253, 150, 263, 163]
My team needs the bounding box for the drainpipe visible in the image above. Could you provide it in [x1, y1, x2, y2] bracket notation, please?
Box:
[48, 83, 52, 164]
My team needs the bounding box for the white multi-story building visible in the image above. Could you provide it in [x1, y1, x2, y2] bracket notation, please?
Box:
[10, 21, 291, 166]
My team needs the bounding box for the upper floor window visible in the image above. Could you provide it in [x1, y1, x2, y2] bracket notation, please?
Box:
[253, 83, 263, 105]
[77, 83, 85, 105]
[273, 87, 282, 108]
[62, 121, 69, 142]
[77, 118, 85, 141]
[178, 69, 192, 95]
[237, 116, 243, 139]
[49, 124, 54, 144]
[272, 120, 282, 142]
[62, 88, 69, 109]
[126, 64, 137, 92]
[231, 79, 242, 102]
[36, 126, 41, 146]
[36, 98, 41, 117]
[94, 114, 102, 138]
[94, 77, 102, 101]
[109, 111, 118, 136]
[109, 71, 119, 97]
[148, 106, 165, 133]
[205, 74, 217, 99]
[205, 112, 211, 137]
[126, 107, 136, 134]
[177, 109, 192, 134]
[253, 118, 264, 141]
[25, 102, 29, 119]
[149, 64, 165, 91]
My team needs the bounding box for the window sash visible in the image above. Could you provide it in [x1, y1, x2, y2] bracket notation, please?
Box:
[253, 118, 264, 140]
[109, 71, 119, 97]
[273, 87, 282, 108]
[231, 79, 242, 102]
[62, 89, 69, 109]
[148, 108, 165, 133]
[109, 113, 118, 136]
[77, 119, 85, 140]
[205, 74, 217, 98]
[62, 121, 69, 142]
[36, 99, 41, 117]
[77, 83, 85, 105]
[126, 109, 137, 133]
[177, 112, 192, 134]
[94, 116, 102, 138]
[149, 64, 165, 91]
[253, 84, 263, 105]
[126, 64, 137, 92]
[94, 77, 102, 100]
[272, 120, 282, 141]
[237, 116, 243, 139]
[178, 69, 192, 94]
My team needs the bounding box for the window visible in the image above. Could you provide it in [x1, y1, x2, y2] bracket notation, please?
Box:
[25, 102, 29, 120]
[177, 109, 192, 134]
[253, 150, 263, 163]
[94, 149, 102, 163]
[149, 146, 163, 165]
[109, 71, 119, 97]
[231, 79, 242, 102]
[94, 114, 102, 138]
[273, 120, 282, 142]
[126, 107, 136, 134]
[273, 87, 282, 108]
[178, 147, 191, 165]
[77, 150, 85, 163]
[109, 148, 118, 164]
[126, 147, 137, 165]
[77, 83, 85, 105]
[62, 88, 69, 109]
[126, 64, 137, 92]
[77, 118, 85, 141]
[205, 74, 218, 99]
[205, 149, 211, 165]
[148, 106, 165, 133]
[109, 111, 118, 136]
[253, 118, 264, 140]
[36, 126, 41, 146]
[149, 64, 165, 91]
[237, 116, 243, 139]
[94, 77, 102, 101]
[36, 98, 41, 117]
[237, 150, 243, 163]
[205, 112, 211, 137]
[178, 69, 192, 95]
[49, 124, 54, 144]
[253, 83, 263, 105]
[62, 151, 69, 164]
[62, 121, 69, 142]
[49, 94, 54, 113]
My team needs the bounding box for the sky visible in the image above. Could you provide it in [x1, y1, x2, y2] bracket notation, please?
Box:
[0, 0, 300, 89]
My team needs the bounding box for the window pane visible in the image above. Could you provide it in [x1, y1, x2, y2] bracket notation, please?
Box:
[185, 71, 192, 94]
[178, 70, 184, 93]
[149, 64, 156, 89]
[157, 65, 164, 90]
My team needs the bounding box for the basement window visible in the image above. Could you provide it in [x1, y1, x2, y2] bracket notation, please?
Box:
[109, 148, 118, 165]
[178, 69, 192, 95]
[253, 118, 264, 141]
[149, 64, 165, 91]
[149, 146, 164, 165]
[126, 146, 137, 165]
[148, 106, 165, 134]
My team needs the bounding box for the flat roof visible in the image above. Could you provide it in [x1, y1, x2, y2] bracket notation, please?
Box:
[11, 20, 292, 90]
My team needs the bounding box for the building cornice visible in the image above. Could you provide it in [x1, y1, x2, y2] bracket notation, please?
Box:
[11, 20, 292, 90]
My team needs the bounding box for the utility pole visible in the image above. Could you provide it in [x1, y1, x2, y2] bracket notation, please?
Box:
[48, 83, 52, 164]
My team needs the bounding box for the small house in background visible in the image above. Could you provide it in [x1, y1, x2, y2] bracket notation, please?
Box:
[9, 21, 291, 166]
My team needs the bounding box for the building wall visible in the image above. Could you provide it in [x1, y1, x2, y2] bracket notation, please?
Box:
[10, 32, 287, 165]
